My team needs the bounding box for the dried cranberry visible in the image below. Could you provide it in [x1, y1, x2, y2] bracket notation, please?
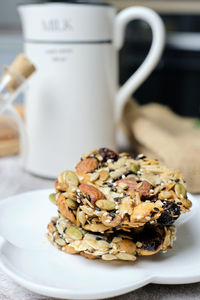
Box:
[99, 147, 118, 161]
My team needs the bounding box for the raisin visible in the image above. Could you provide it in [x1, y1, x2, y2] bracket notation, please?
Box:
[99, 147, 118, 161]
[134, 226, 162, 251]
[141, 239, 161, 251]
[157, 201, 180, 226]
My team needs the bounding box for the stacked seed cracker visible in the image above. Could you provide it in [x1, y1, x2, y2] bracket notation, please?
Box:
[47, 148, 192, 261]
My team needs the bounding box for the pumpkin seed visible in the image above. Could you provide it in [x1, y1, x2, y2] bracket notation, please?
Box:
[131, 164, 140, 173]
[175, 183, 186, 198]
[49, 193, 57, 205]
[55, 238, 66, 246]
[96, 200, 116, 210]
[58, 171, 79, 186]
[66, 226, 83, 240]
[66, 198, 78, 209]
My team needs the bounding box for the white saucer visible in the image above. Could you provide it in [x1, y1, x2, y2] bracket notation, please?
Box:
[0, 189, 199, 299]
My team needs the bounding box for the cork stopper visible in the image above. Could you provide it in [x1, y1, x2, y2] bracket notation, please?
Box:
[5, 53, 36, 93]
[10, 53, 36, 79]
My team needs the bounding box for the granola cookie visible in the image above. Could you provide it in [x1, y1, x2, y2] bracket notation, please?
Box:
[52, 148, 192, 233]
[47, 216, 176, 261]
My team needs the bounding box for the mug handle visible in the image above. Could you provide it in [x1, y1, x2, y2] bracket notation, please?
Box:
[114, 6, 165, 123]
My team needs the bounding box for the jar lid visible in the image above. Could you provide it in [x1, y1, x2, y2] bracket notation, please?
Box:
[18, 1, 115, 42]
[18, 1, 113, 7]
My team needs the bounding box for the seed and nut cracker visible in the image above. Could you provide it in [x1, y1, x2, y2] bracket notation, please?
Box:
[47, 216, 176, 261]
[53, 148, 191, 233]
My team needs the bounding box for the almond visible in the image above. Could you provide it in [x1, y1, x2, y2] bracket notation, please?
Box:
[117, 178, 152, 198]
[76, 158, 98, 174]
[57, 194, 76, 224]
[79, 183, 105, 205]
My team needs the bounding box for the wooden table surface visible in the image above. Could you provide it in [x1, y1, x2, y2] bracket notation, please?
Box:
[0, 156, 199, 300]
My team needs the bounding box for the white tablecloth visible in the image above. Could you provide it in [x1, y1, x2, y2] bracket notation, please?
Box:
[0, 156, 199, 300]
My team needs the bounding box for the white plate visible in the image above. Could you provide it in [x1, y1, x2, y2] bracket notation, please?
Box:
[0, 189, 199, 299]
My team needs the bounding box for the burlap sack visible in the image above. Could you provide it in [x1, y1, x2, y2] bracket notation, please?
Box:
[122, 100, 200, 193]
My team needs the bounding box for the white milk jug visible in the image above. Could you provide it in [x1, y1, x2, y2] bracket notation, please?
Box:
[18, 1, 165, 178]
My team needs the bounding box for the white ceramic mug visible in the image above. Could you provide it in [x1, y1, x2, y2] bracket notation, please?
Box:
[18, 1, 165, 178]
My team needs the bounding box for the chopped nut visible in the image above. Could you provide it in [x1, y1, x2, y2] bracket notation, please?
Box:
[159, 190, 172, 200]
[110, 168, 127, 179]
[136, 241, 142, 248]
[102, 254, 116, 261]
[118, 182, 129, 189]
[116, 253, 136, 261]
[101, 214, 121, 228]
[77, 211, 87, 226]
[99, 170, 109, 181]
[90, 172, 99, 182]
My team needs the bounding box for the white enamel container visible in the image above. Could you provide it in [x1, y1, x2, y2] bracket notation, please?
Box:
[18, 1, 165, 178]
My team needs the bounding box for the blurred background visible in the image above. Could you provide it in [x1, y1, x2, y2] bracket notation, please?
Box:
[1, 0, 200, 117]
[1, 0, 200, 194]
